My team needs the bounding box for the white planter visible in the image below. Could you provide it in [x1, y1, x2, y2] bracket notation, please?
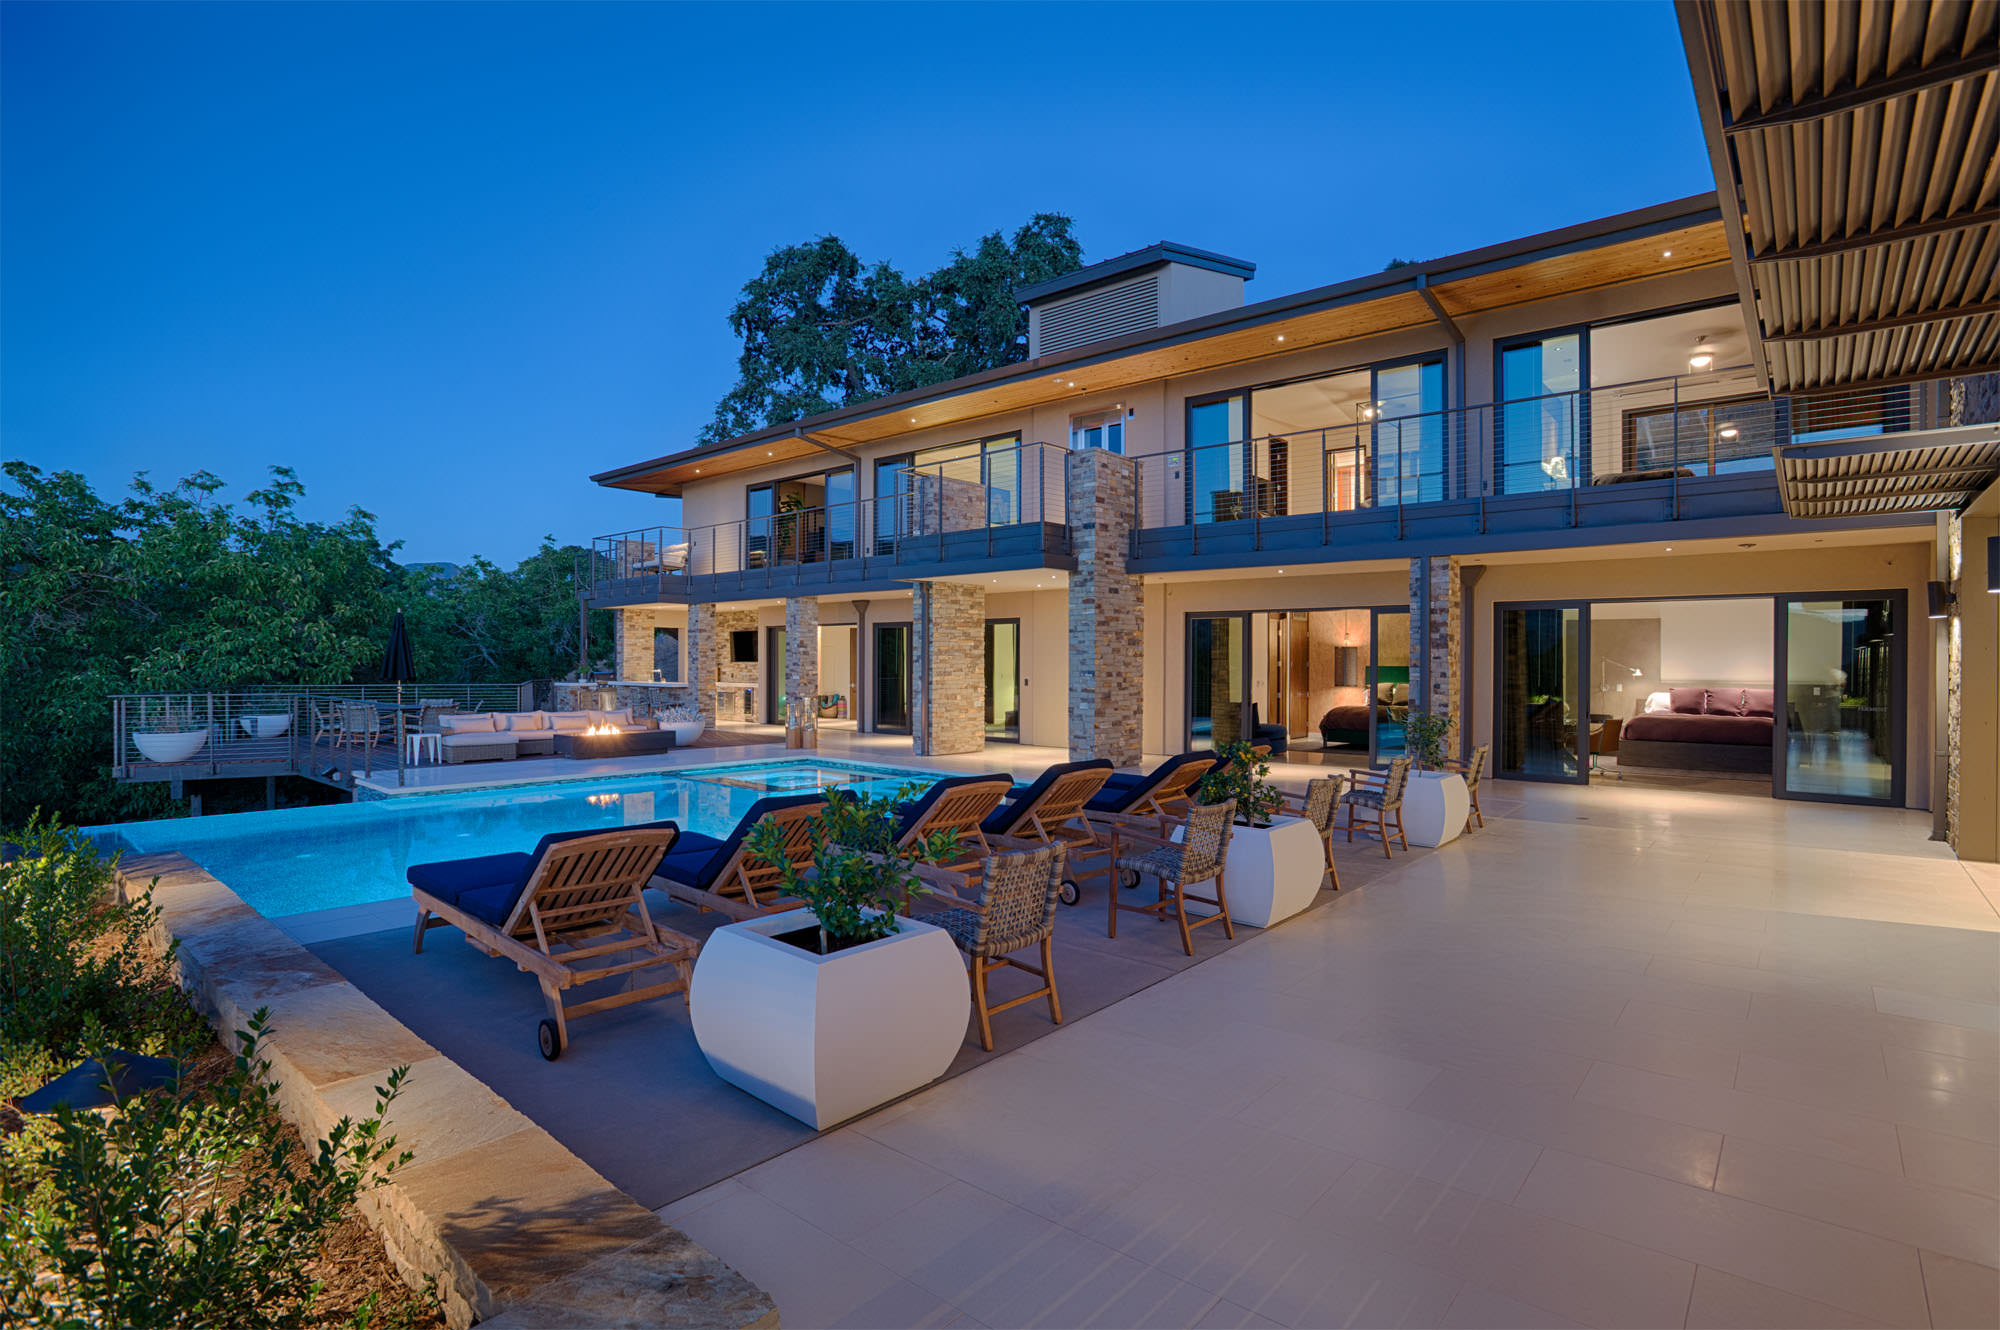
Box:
[238, 713, 290, 739]
[1402, 771, 1470, 848]
[664, 720, 704, 747]
[1176, 815, 1324, 928]
[134, 730, 208, 764]
[690, 909, 969, 1129]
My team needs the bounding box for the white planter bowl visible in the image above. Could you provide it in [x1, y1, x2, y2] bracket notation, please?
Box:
[664, 720, 704, 746]
[1403, 771, 1470, 848]
[238, 713, 290, 739]
[690, 909, 969, 1129]
[1176, 815, 1324, 927]
[134, 730, 209, 764]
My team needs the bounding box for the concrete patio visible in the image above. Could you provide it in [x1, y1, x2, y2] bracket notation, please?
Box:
[640, 780, 2000, 1329]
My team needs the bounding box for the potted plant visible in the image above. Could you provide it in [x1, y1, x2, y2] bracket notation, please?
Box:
[1178, 741, 1322, 929]
[686, 786, 971, 1129]
[1401, 710, 1471, 848]
[658, 701, 704, 747]
[132, 698, 210, 765]
[237, 692, 292, 740]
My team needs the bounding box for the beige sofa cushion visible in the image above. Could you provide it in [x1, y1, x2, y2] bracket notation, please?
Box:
[438, 713, 495, 735]
[499, 711, 550, 732]
[441, 731, 516, 750]
[548, 712, 592, 733]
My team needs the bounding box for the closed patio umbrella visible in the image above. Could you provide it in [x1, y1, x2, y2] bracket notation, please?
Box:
[381, 608, 416, 710]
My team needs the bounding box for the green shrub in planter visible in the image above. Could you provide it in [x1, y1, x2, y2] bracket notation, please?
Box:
[1192, 741, 1284, 827]
[1404, 711, 1452, 770]
[745, 784, 961, 948]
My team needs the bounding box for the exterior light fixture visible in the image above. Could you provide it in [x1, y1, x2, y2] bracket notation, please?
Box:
[1989, 535, 1999, 593]
[1927, 580, 1956, 619]
[1276, 334, 1286, 343]
[1718, 425, 1739, 439]
[1688, 354, 1713, 371]
[1661, 249, 1673, 258]
[1664, 545, 1674, 552]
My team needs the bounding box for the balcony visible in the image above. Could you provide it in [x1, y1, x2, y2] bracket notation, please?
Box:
[584, 441, 1072, 605]
[1130, 369, 1944, 568]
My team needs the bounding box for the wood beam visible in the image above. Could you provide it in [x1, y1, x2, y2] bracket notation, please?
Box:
[1748, 211, 1999, 265]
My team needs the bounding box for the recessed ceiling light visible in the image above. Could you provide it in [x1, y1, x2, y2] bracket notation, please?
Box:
[1688, 354, 1713, 371]
[1276, 334, 1286, 343]
[1664, 545, 1674, 552]
[1662, 249, 1673, 258]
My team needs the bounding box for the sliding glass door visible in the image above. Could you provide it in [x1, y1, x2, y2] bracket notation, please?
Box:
[1186, 394, 1248, 524]
[1495, 602, 1588, 783]
[1370, 608, 1411, 765]
[1373, 359, 1446, 504]
[1497, 331, 1584, 493]
[873, 622, 911, 733]
[765, 625, 786, 724]
[1187, 613, 1248, 750]
[1775, 593, 1903, 805]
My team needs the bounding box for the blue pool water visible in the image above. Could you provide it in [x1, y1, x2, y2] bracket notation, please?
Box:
[87, 760, 954, 919]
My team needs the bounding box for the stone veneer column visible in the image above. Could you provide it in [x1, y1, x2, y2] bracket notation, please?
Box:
[912, 581, 985, 755]
[784, 597, 819, 728]
[1067, 449, 1143, 766]
[686, 603, 719, 731]
[1408, 555, 1463, 759]
[711, 609, 760, 724]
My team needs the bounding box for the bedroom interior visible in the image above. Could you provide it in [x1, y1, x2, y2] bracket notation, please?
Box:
[1588, 598, 1776, 780]
[1247, 608, 1409, 766]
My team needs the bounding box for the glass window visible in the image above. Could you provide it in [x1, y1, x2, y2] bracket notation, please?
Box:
[1372, 360, 1445, 504]
[1187, 395, 1248, 523]
[1498, 334, 1584, 493]
[1071, 410, 1125, 453]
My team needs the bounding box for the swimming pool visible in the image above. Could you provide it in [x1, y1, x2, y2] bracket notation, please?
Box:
[88, 759, 956, 919]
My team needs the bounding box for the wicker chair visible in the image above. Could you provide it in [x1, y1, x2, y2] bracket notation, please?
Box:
[1340, 757, 1411, 858]
[340, 702, 382, 750]
[930, 843, 1067, 1051]
[1108, 798, 1237, 957]
[1438, 743, 1490, 829]
[1283, 776, 1344, 890]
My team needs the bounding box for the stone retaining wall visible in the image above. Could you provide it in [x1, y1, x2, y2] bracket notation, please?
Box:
[112, 852, 777, 1330]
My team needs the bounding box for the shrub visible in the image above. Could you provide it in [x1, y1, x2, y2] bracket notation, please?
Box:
[745, 784, 961, 945]
[1404, 711, 1452, 769]
[1, 1013, 412, 1329]
[1192, 742, 1284, 826]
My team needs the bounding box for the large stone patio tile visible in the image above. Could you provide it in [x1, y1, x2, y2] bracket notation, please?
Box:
[394, 1125, 663, 1303]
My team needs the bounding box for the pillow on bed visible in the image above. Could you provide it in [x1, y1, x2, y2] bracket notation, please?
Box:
[1742, 688, 1775, 718]
[1705, 689, 1746, 716]
[1669, 687, 1708, 715]
[1642, 691, 1672, 714]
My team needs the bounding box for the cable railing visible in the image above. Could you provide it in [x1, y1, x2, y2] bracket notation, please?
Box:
[586, 440, 1069, 596]
[1131, 368, 1937, 536]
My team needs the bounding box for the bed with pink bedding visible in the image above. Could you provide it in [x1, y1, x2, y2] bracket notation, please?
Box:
[1618, 686, 1775, 774]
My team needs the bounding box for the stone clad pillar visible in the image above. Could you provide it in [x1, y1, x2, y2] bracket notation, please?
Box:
[686, 603, 719, 731]
[1067, 449, 1143, 766]
[1409, 555, 1463, 759]
[912, 581, 985, 755]
[784, 597, 819, 729]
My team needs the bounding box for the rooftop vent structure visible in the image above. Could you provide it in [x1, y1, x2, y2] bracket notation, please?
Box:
[1019, 243, 1255, 359]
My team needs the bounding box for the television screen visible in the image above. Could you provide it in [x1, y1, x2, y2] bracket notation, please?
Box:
[730, 629, 757, 663]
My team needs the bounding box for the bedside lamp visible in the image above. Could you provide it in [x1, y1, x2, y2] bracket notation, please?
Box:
[1600, 658, 1643, 691]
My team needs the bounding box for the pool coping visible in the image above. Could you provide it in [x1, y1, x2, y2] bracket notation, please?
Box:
[350, 749, 961, 800]
[113, 850, 778, 1330]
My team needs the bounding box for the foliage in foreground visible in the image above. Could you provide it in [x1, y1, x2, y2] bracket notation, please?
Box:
[1193, 741, 1284, 826]
[0, 820, 430, 1328]
[746, 784, 963, 945]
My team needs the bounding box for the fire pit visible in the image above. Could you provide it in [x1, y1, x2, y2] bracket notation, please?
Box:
[551, 728, 680, 759]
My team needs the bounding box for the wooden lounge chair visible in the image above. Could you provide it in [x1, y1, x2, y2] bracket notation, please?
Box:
[890, 774, 1014, 898]
[409, 822, 695, 1060]
[978, 759, 1114, 905]
[653, 793, 826, 921]
[1341, 758, 1412, 858]
[1076, 753, 1217, 902]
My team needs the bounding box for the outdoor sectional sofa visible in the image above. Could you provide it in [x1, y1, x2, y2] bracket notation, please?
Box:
[436, 708, 656, 764]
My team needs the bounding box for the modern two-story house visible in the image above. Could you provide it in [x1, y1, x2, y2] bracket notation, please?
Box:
[580, 0, 1999, 862]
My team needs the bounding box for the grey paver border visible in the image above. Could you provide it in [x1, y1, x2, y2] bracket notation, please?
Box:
[112, 851, 778, 1330]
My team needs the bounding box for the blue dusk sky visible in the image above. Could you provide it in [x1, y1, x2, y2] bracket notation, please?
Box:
[2, 1, 1714, 567]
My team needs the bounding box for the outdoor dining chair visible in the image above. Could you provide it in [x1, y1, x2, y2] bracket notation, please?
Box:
[1106, 797, 1238, 957]
[931, 842, 1068, 1051]
[1340, 757, 1412, 858]
[1283, 776, 1345, 890]
[1437, 743, 1490, 830]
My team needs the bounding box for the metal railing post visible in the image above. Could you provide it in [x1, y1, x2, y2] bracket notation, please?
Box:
[207, 694, 218, 777]
[1670, 377, 1682, 520]
[396, 709, 406, 787]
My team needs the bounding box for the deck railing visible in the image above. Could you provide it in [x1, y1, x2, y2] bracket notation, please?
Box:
[1130, 369, 1939, 538]
[585, 441, 1069, 599]
[111, 683, 534, 789]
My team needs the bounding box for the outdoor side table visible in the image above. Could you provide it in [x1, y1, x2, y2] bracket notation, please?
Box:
[404, 732, 441, 765]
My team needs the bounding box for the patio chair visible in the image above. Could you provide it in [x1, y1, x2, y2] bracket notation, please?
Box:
[1282, 776, 1344, 891]
[1077, 753, 1216, 903]
[653, 793, 826, 921]
[979, 759, 1113, 906]
[1437, 743, 1490, 829]
[340, 702, 382, 749]
[308, 698, 339, 748]
[1340, 757, 1412, 858]
[1107, 798, 1238, 957]
[930, 843, 1068, 1051]
[409, 821, 695, 1060]
[889, 774, 1013, 895]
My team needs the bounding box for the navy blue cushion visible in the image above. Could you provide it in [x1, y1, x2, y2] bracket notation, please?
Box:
[651, 794, 823, 891]
[982, 759, 1113, 835]
[409, 819, 681, 926]
[892, 774, 1007, 842]
[1085, 753, 1211, 814]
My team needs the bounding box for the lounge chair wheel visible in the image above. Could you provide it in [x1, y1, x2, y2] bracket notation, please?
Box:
[537, 1018, 563, 1061]
[1059, 878, 1080, 906]
[1119, 868, 1140, 890]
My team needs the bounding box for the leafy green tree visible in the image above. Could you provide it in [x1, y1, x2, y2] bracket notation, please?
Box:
[700, 214, 1083, 442]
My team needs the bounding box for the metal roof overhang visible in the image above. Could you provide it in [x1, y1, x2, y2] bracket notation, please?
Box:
[1773, 422, 2000, 519]
[1677, 0, 2000, 395]
[599, 196, 1731, 496]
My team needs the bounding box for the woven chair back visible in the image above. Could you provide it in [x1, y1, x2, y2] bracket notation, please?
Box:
[1464, 744, 1489, 789]
[1180, 798, 1237, 882]
[968, 843, 1066, 956]
[1301, 777, 1342, 833]
[1380, 757, 1413, 808]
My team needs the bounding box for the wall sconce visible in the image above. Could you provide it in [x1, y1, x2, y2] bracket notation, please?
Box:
[1599, 658, 1643, 689]
[1927, 580, 1957, 620]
